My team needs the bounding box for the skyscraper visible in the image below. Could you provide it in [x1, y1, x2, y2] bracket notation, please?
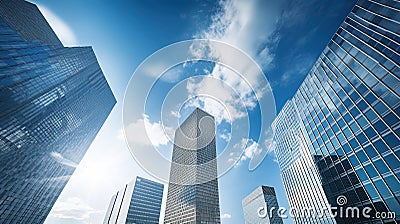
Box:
[273, 0, 399, 223]
[242, 186, 283, 224]
[164, 108, 221, 223]
[0, 0, 116, 223]
[273, 101, 336, 224]
[103, 176, 164, 224]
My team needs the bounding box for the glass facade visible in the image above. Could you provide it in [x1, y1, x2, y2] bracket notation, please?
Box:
[273, 101, 336, 224]
[126, 177, 164, 223]
[164, 108, 221, 223]
[274, 0, 400, 223]
[0, 0, 116, 223]
[103, 177, 164, 224]
[242, 186, 283, 224]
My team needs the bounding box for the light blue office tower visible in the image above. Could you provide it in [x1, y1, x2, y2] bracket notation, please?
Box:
[0, 0, 116, 223]
[104, 177, 164, 224]
[273, 0, 399, 223]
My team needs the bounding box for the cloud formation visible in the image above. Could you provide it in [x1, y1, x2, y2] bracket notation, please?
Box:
[123, 114, 173, 147]
[221, 213, 232, 219]
[196, 0, 281, 69]
[228, 138, 261, 167]
[183, 0, 281, 125]
[49, 197, 99, 222]
[184, 0, 282, 168]
[228, 128, 276, 169]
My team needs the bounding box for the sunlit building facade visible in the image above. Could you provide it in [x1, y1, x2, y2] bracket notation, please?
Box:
[274, 0, 399, 223]
[273, 101, 336, 224]
[0, 0, 115, 223]
[242, 186, 284, 224]
[164, 108, 221, 224]
[103, 177, 164, 224]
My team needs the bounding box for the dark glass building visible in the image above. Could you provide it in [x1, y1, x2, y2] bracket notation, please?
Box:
[242, 186, 284, 224]
[273, 0, 399, 223]
[0, 0, 116, 223]
[103, 176, 164, 224]
[164, 108, 221, 223]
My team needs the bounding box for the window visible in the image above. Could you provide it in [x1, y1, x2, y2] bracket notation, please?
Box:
[365, 92, 377, 104]
[364, 164, 379, 178]
[356, 132, 367, 144]
[349, 155, 360, 167]
[364, 145, 378, 158]
[383, 133, 399, 149]
[384, 175, 400, 193]
[365, 109, 378, 122]
[384, 154, 400, 170]
[383, 113, 399, 127]
[373, 139, 389, 154]
[373, 179, 391, 197]
[357, 150, 369, 163]
[373, 102, 388, 115]
[374, 159, 389, 174]
[364, 183, 379, 199]
[373, 120, 387, 133]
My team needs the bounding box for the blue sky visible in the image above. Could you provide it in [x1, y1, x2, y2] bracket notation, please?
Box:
[30, 0, 356, 223]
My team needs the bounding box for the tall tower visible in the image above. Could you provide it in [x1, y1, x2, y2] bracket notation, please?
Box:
[273, 0, 400, 223]
[164, 108, 221, 223]
[0, 0, 115, 223]
[103, 176, 164, 224]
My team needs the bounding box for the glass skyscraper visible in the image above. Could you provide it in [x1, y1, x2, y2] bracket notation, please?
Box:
[273, 0, 399, 223]
[103, 176, 164, 224]
[273, 101, 337, 224]
[0, 0, 116, 223]
[242, 186, 283, 224]
[164, 108, 221, 224]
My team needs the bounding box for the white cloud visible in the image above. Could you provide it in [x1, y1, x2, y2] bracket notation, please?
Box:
[263, 129, 275, 155]
[185, 76, 246, 124]
[123, 114, 173, 147]
[248, 128, 276, 170]
[196, 0, 281, 70]
[185, 0, 280, 125]
[142, 61, 183, 83]
[38, 5, 77, 46]
[221, 213, 232, 219]
[51, 151, 78, 168]
[49, 197, 100, 221]
[228, 128, 276, 168]
[171, 110, 181, 118]
[228, 138, 262, 167]
[219, 132, 231, 142]
[242, 139, 263, 161]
